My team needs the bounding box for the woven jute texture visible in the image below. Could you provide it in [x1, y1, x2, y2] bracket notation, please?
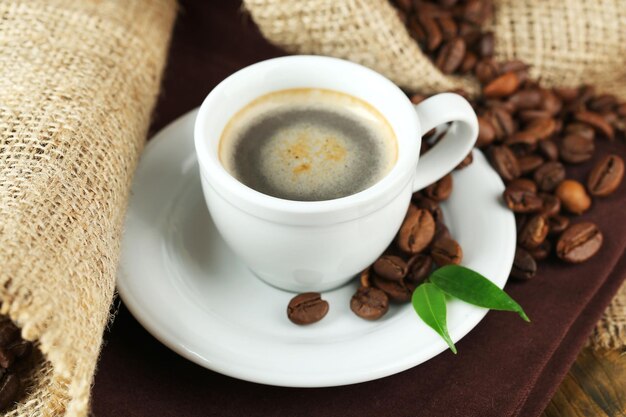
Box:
[244, 0, 626, 99]
[244, 0, 626, 350]
[0, 1, 176, 415]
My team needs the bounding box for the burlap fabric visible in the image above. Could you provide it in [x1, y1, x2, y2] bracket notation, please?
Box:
[0, 1, 176, 415]
[243, 0, 626, 349]
[243, 0, 626, 99]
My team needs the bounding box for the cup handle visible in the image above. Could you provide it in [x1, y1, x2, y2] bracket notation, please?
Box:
[412, 93, 479, 192]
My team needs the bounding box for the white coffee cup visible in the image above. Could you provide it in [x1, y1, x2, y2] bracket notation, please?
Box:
[194, 56, 478, 292]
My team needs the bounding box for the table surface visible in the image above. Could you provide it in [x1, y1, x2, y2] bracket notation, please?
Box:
[544, 348, 626, 417]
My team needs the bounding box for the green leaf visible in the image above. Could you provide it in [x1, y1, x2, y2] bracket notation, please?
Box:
[430, 265, 530, 322]
[412, 283, 457, 354]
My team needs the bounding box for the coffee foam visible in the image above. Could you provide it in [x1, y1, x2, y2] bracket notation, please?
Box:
[219, 88, 397, 201]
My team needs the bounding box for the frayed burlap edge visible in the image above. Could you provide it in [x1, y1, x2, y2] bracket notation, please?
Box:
[0, 1, 176, 415]
[588, 281, 626, 350]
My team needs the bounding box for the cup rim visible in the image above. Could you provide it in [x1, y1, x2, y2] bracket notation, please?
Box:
[194, 56, 420, 222]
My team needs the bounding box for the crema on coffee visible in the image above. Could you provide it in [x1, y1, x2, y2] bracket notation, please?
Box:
[219, 88, 397, 201]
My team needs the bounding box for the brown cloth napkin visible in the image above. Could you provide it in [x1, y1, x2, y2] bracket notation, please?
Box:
[92, 1, 626, 415]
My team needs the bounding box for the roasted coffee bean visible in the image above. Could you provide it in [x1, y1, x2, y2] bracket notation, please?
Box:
[559, 134, 594, 164]
[350, 286, 389, 320]
[0, 374, 20, 412]
[533, 161, 565, 192]
[507, 89, 542, 111]
[499, 59, 530, 75]
[287, 293, 329, 325]
[360, 267, 371, 287]
[538, 140, 559, 161]
[478, 31, 494, 57]
[502, 186, 542, 213]
[418, 14, 443, 51]
[529, 239, 551, 261]
[508, 178, 536, 193]
[410, 93, 428, 105]
[554, 87, 580, 103]
[517, 155, 544, 174]
[510, 247, 537, 280]
[556, 222, 603, 263]
[397, 208, 436, 253]
[373, 255, 408, 282]
[565, 123, 595, 141]
[435, 37, 466, 74]
[518, 110, 552, 124]
[0, 349, 14, 369]
[476, 115, 496, 147]
[437, 16, 458, 40]
[519, 215, 549, 249]
[406, 254, 433, 284]
[475, 58, 500, 84]
[458, 21, 482, 45]
[462, 0, 493, 25]
[433, 220, 451, 242]
[555, 179, 591, 214]
[431, 237, 463, 266]
[413, 196, 444, 223]
[539, 89, 563, 115]
[490, 107, 516, 140]
[539, 193, 561, 217]
[372, 273, 412, 302]
[394, 0, 412, 12]
[483, 72, 520, 98]
[588, 154, 624, 196]
[425, 173, 453, 201]
[574, 111, 615, 140]
[589, 94, 618, 113]
[507, 118, 556, 146]
[0, 321, 18, 348]
[456, 151, 474, 169]
[459, 51, 478, 74]
[548, 215, 570, 235]
[516, 214, 528, 234]
[490, 145, 520, 181]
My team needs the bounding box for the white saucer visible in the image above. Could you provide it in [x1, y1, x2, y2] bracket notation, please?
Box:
[118, 109, 516, 387]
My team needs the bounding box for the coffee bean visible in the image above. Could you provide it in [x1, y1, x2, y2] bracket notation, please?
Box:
[509, 178, 538, 193]
[565, 123, 595, 141]
[517, 155, 544, 174]
[507, 118, 556, 146]
[475, 58, 500, 84]
[529, 239, 551, 261]
[588, 154, 624, 196]
[556, 222, 603, 263]
[0, 374, 20, 412]
[502, 186, 542, 213]
[559, 134, 594, 164]
[540, 89, 563, 115]
[373, 255, 408, 282]
[589, 94, 618, 113]
[350, 287, 389, 320]
[410, 93, 427, 105]
[518, 110, 552, 124]
[548, 215, 570, 235]
[490, 145, 520, 181]
[510, 247, 537, 280]
[485, 107, 515, 141]
[516, 214, 528, 234]
[406, 254, 433, 284]
[462, 0, 493, 25]
[0, 322, 18, 348]
[287, 293, 329, 325]
[459, 51, 478, 73]
[478, 31, 494, 57]
[394, 0, 412, 12]
[483, 72, 520, 98]
[519, 215, 549, 249]
[435, 37, 466, 74]
[554, 87, 580, 103]
[431, 237, 463, 266]
[476, 115, 496, 147]
[359, 267, 371, 287]
[0, 349, 14, 369]
[507, 89, 542, 111]
[534, 161, 565, 192]
[425, 173, 453, 201]
[437, 16, 458, 40]
[499, 59, 530, 75]
[413, 196, 444, 222]
[372, 273, 412, 302]
[555, 179, 591, 214]
[418, 14, 443, 51]
[397, 208, 436, 253]
[538, 140, 559, 161]
[539, 193, 561, 217]
[574, 111, 615, 140]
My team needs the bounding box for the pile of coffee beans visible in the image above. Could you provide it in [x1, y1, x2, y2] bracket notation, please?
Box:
[392, 0, 495, 76]
[0, 316, 32, 411]
[287, 181, 464, 324]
